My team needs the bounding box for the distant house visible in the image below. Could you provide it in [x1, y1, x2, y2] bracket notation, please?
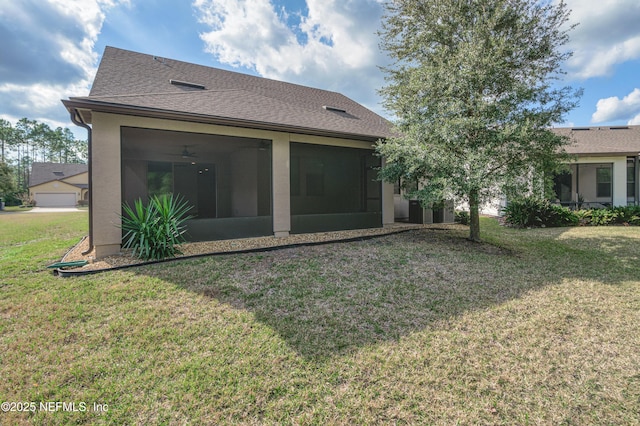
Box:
[552, 126, 640, 208]
[29, 162, 88, 207]
[473, 125, 640, 216]
[63, 47, 446, 258]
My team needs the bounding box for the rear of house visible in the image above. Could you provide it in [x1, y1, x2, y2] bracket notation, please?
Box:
[552, 126, 640, 208]
[63, 47, 401, 258]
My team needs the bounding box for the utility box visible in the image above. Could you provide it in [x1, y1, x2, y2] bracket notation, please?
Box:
[432, 206, 444, 223]
[408, 200, 423, 224]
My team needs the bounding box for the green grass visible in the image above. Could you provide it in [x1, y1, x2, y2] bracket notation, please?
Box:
[1, 206, 33, 212]
[1, 213, 639, 424]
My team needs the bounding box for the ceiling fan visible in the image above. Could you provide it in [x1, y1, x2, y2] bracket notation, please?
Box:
[177, 145, 197, 158]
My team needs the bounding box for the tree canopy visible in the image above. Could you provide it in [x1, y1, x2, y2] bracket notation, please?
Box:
[376, 0, 582, 241]
[0, 118, 86, 199]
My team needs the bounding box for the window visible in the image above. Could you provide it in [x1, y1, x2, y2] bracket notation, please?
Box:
[394, 179, 401, 195]
[596, 167, 612, 198]
[406, 179, 418, 194]
[147, 162, 173, 197]
[628, 160, 636, 198]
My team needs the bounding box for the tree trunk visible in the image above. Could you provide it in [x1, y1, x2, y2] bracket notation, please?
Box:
[469, 189, 481, 242]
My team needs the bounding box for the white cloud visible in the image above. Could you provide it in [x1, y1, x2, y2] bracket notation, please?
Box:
[562, 0, 640, 79]
[0, 0, 129, 122]
[193, 0, 389, 115]
[591, 88, 640, 123]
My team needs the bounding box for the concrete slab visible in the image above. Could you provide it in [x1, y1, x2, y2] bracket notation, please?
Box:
[27, 207, 85, 213]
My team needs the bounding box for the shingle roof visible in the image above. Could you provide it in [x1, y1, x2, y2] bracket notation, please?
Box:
[64, 46, 392, 141]
[554, 125, 640, 156]
[29, 162, 88, 187]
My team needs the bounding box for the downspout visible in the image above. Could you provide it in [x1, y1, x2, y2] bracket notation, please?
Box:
[69, 109, 94, 255]
[576, 164, 580, 208]
[633, 154, 640, 206]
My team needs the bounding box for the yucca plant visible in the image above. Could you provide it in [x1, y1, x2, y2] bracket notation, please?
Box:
[120, 194, 193, 261]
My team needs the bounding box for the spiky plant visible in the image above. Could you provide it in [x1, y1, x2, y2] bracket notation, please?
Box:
[121, 194, 193, 261]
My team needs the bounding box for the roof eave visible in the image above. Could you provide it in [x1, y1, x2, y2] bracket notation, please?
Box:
[62, 98, 388, 143]
[566, 151, 640, 157]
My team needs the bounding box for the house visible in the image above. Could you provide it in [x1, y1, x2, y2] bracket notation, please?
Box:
[29, 162, 88, 207]
[472, 125, 640, 216]
[552, 126, 640, 208]
[62, 46, 425, 258]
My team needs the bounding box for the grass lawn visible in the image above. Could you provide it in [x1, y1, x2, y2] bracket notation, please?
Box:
[1, 213, 639, 424]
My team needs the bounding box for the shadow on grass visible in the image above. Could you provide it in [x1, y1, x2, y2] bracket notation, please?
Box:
[132, 224, 639, 358]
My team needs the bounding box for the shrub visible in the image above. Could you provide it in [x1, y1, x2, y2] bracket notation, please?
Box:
[502, 197, 578, 228]
[455, 210, 470, 225]
[546, 203, 579, 227]
[502, 197, 544, 227]
[505, 199, 640, 228]
[120, 194, 193, 261]
[587, 208, 619, 226]
[2, 192, 23, 206]
[612, 205, 640, 224]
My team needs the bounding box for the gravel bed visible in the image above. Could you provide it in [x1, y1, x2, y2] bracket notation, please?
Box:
[59, 224, 458, 273]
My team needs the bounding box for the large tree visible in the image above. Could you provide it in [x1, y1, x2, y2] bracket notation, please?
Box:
[376, 0, 582, 241]
[0, 160, 16, 199]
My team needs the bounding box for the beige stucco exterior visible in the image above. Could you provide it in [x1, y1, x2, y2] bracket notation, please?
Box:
[90, 112, 394, 258]
[61, 172, 89, 185]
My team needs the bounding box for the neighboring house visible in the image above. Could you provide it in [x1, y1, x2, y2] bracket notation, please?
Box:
[29, 162, 88, 207]
[551, 126, 640, 208]
[460, 125, 640, 216]
[62, 46, 451, 258]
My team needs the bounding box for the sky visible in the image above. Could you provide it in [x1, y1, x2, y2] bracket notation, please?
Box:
[1, 0, 640, 140]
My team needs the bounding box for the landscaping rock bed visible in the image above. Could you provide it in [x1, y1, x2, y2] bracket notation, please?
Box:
[60, 224, 460, 273]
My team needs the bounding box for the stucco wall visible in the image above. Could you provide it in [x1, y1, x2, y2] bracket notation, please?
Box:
[63, 172, 88, 185]
[30, 180, 80, 196]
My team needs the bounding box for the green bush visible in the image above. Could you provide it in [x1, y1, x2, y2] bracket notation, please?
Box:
[546, 203, 579, 227]
[504, 198, 640, 228]
[502, 197, 544, 227]
[121, 194, 193, 261]
[455, 210, 470, 225]
[587, 208, 619, 226]
[502, 197, 577, 228]
[612, 205, 640, 224]
[577, 208, 619, 226]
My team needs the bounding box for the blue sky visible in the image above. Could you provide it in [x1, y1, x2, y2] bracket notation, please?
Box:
[2, 0, 640, 140]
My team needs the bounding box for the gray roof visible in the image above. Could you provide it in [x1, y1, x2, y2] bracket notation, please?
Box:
[554, 125, 640, 156]
[63, 46, 392, 141]
[29, 162, 88, 187]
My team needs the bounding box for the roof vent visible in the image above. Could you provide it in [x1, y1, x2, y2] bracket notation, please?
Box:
[170, 79, 205, 90]
[53, 171, 64, 176]
[571, 127, 591, 131]
[323, 105, 347, 113]
[610, 126, 629, 130]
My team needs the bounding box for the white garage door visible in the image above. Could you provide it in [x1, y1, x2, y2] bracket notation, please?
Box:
[35, 193, 76, 207]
